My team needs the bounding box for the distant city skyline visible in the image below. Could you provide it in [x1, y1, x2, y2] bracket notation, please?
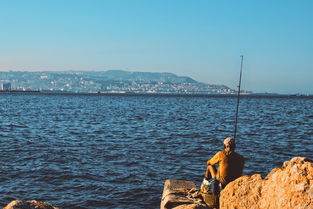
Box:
[0, 0, 312, 94]
[0, 70, 239, 94]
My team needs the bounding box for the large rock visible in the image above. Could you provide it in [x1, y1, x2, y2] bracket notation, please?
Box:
[3, 200, 59, 209]
[160, 179, 210, 209]
[220, 157, 313, 209]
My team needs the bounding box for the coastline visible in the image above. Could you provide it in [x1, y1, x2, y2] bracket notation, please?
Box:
[1, 90, 312, 98]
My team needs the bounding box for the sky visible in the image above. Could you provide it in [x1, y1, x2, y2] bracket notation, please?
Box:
[0, 0, 312, 94]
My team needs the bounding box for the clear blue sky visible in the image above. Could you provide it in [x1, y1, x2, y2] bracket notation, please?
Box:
[0, 0, 312, 94]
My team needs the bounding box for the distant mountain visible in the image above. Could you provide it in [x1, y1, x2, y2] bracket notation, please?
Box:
[82, 70, 198, 83]
[0, 70, 238, 94]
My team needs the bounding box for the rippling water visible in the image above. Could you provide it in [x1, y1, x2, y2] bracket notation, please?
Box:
[0, 94, 312, 208]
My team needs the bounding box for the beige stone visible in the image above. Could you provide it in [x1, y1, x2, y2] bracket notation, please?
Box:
[173, 204, 209, 209]
[3, 200, 59, 209]
[220, 157, 313, 209]
[160, 179, 210, 209]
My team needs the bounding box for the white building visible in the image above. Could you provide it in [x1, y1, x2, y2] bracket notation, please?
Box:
[1, 83, 11, 91]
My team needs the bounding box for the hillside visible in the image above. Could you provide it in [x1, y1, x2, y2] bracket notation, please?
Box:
[0, 70, 235, 94]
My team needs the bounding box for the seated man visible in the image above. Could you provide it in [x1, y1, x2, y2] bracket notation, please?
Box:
[205, 137, 244, 188]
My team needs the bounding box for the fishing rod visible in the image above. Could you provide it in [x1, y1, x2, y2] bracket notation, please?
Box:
[233, 55, 244, 141]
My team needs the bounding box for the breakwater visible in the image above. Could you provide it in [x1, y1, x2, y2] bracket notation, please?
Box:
[160, 157, 313, 209]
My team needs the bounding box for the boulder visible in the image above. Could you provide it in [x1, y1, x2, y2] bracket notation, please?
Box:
[160, 179, 210, 209]
[3, 200, 59, 209]
[220, 157, 313, 209]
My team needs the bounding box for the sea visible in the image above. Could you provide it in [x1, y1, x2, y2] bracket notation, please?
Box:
[0, 93, 312, 209]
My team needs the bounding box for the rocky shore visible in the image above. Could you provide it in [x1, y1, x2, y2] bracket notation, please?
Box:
[161, 157, 313, 209]
[3, 157, 312, 209]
